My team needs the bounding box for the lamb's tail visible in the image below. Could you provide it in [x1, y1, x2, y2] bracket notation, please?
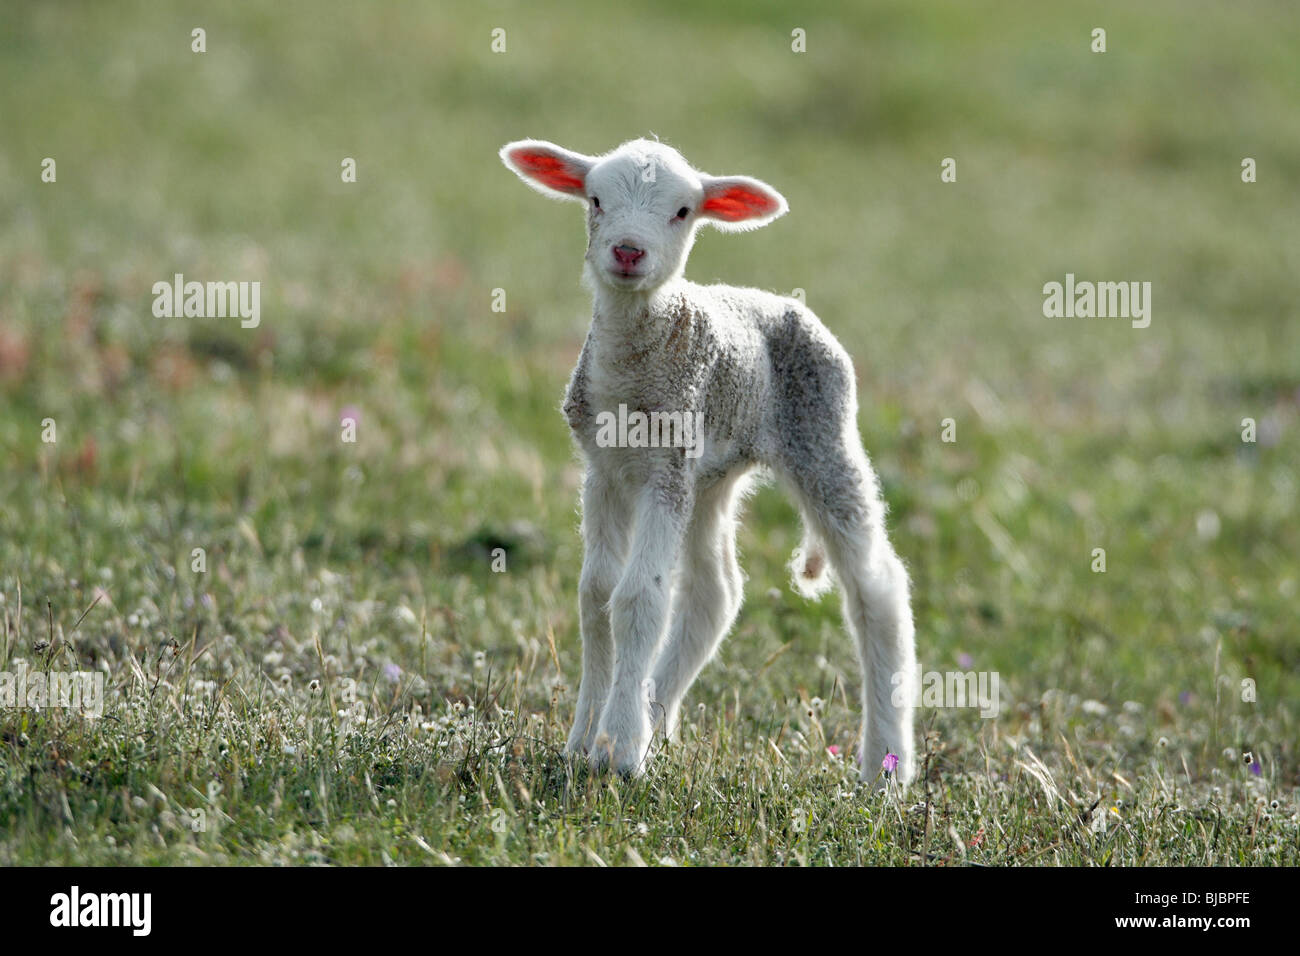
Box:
[789, 520, 834, 599]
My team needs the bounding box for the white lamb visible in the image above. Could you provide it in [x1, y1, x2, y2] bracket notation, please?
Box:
[500, 137, 918, 785]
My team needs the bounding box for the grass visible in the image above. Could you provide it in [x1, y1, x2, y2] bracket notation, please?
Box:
[0, 0, 1297, 865]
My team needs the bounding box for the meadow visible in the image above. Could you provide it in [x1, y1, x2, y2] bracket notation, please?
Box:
[0, 1, 1297, 865]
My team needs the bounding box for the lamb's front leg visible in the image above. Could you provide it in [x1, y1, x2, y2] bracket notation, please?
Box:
[567, 470, 631, 757]
[592, 469, 692, 776]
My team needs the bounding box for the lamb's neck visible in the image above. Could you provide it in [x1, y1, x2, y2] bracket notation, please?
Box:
[589, 279, 692, 350]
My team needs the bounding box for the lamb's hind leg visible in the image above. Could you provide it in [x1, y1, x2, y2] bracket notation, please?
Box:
[648, 472, 747, 739]
[786, 441, 917, 786]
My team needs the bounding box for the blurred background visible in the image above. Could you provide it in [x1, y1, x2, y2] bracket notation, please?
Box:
[1, 1, 1297, 783]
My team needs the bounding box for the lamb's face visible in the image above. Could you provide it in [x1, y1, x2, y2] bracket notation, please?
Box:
[501, 137, 789, 294]
[581, 144, 704, 292]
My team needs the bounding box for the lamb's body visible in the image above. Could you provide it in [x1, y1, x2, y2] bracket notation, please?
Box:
[501, 138, 918, 784]
[566, 282, 825, 482]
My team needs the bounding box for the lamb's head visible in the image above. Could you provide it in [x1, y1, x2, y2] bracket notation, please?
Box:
[500, 138, 788, 293]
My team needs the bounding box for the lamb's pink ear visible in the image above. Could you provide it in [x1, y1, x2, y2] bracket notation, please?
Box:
[698, 175, 789, 231]
[499, 140, 594, 202]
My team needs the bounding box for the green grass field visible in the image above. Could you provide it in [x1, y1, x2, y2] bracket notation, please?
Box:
[1, 1, 1297, 865]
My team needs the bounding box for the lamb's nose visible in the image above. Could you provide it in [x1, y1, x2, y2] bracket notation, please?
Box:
[612, 244, 645, 267]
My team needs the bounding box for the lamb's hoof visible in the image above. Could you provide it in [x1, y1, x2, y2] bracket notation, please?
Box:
[565, 718, 600, 759]
[586, 733, 613, 773]
[587, 732, 647, 778]
[564, 734, 594, 760]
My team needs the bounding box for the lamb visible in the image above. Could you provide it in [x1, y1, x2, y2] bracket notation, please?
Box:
[499, 137, 918, 785]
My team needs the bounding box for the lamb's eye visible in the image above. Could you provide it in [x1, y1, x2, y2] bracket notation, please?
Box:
[592, 196, 600, 209]
[676, 207, 690, 219]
